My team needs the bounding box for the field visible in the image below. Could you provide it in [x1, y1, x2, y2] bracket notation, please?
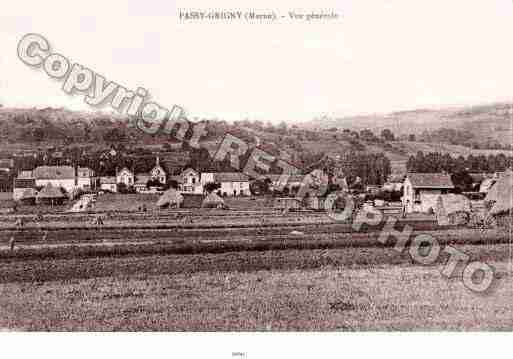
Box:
[0, 204, 511, 331]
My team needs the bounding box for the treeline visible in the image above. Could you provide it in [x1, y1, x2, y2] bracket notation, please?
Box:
[406, 152, 513, 173]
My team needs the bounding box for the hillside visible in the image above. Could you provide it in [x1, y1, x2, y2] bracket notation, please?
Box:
[303, 102, 513, 146]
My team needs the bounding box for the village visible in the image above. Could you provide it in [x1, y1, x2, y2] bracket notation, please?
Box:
[0, 147, 510, 228]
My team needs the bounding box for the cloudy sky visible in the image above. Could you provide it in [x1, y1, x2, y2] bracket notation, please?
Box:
[1, 0, 513, 123]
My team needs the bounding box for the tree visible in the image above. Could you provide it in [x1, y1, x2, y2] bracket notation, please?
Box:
[250, 178, 271, 195]
[380, 129, 395, 141]
[408, 134, 416, 142]
[204, 182, 221, 193]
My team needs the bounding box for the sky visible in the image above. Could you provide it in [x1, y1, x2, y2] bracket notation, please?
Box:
[1, 0, 513, 123]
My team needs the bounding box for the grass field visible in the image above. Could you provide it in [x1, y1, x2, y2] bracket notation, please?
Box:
[0, 221, 511, 330]
[0, 243, 511, 330]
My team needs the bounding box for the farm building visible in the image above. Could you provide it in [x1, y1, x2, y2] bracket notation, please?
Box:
[201, 172, 251, 197]
[133, 174, 150, 193]
[99, 177, 117, 192]
[435, 194, 472, 226]
[202, 192, 227, 208]
[36, 183, 67, 205]
[267, 174, 305, 193]
[156, 188, 184, 208]
[33, 166, 75, 194]
[403, 173, 454, 214]
[19, 188, 37, 205]
[274, 197, 302, 210]
[13, 177, 36, 201]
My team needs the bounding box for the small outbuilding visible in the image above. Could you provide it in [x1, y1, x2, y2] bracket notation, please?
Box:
[435, 194, 472, 226]
[36, 183, 67, 205]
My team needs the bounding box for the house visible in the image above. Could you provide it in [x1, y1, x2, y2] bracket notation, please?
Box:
[201, 172, 251, 196]
[180, 168, 202, 193]
[116, 167, 134, 187]
[77, 167, 95, 190]
[13, 178, 36, 201]
[403, 173, 455, 213]
[267, 174, 305, 193]
[149, 157, 167, 185]
[134, 174, 150, 193]
[99, 176, 117, 192]
[33, 166, 76, 194]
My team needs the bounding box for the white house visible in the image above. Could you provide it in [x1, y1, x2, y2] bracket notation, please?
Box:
[180, 168, 202, 193]
[403, 173, 454, 213]
[32, 166, 76, 194]
[116, 167, 134, 187]
[77, 167, 95, 190]
[201, 172, 251, 196]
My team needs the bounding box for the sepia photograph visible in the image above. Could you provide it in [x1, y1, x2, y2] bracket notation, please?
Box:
[1, 0, 513, 357]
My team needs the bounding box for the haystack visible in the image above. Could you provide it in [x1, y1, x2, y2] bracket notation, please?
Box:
[156, 188, 184, 208]
[485, 170, 513, 217]
[435, 194, 472, 226]
[202, 192, 226, 209]
[36, 183, 66, 205]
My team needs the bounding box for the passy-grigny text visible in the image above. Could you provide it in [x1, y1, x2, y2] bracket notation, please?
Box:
[179, 10, 243, 21]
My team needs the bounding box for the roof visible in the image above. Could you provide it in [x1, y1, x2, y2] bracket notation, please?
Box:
[14, 178, 36, 189]
[406, 173, 454, 189]
[117, 167, 133, 175]
[33, 166, 75, 180]
[20, 188, 37, 199]
[135, 174, 150, 185]
[182, 168, 199, 176]
[100, 176, 116, 184]
[212, 172, 249, 182]
[18, 170, 34, 179]
[36, 184, 66, 199]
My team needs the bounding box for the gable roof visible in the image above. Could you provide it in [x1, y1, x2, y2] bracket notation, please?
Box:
[213, 172, 249, 182]
[486, 170, 513, 215]
[14, 178, 36, 189]
[117, 167, 134, 176]
[33, 166, 75, 180]
[37, 183, 66, 199]
[406, 173, 454, 189]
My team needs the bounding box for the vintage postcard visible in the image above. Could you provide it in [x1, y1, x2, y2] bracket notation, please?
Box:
[0, 0, 512, 357]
